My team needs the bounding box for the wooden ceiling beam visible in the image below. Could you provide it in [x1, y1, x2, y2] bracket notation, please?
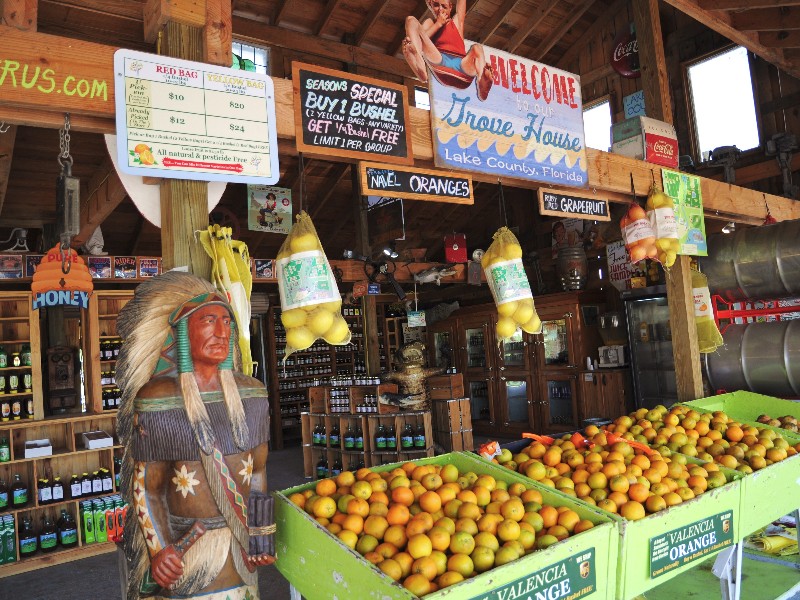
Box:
[557, 0, 629, 69]
[530, 0, 594, 60]
[354, 0, 390, 46]
[661, 0, 800, 79]
[2, 0, 38, 30]
[732, 8, 800, 31]
[0, 124, 16, 218]
[73, 156, 128, 247]
[232, 16, 414, 78]
[272, 0, 290, 26]
[698, 0, 800, 9]
[506, 0, 561, 53]
[310, 163, 350, 220]
[315, 0, 341, 37]
[760, 30, 800, 47]
[476, 0, 523, 44]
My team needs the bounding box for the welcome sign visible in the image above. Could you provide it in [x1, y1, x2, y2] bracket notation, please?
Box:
[429, 43, 588, 187]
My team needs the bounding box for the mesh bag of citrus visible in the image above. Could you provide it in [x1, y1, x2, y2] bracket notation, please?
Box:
[481, 227, 541, 343]
[621, 202, 658, 264]
[645, 184, 680, 268]
[276, 211, 351, 359]
[691, 268, 723, 353]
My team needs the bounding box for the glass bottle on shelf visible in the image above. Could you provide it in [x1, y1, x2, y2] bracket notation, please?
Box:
[0, 346, 6, 368]
[91, 471, 103, 494]
[386, 424, 397, 450]
[11, 473, 28, 508]
[315, 457, 328, 479]
[21, 344, 31, 367]
[81, 472, 92, 497]
[331, 458, 343, 477]
[11, 353, 20, 367]
[57, 509, 78, 548]
[374, 423, 387, 450]
[414, 422, 426, 449]
[100, 469, 113, 492]
[70, 474, 82, 499]
[19, 516, 37, 557]
[0, 399, 8, 421]
[354, 423, 364, 450]
[37, 478, 52, 505]
[11, 398, 21, 419]
[401, 423, 414, 449]
[51, 476, 64, 503]
[329, 423, 340, 447]
[343, 423, 355, 450]
[39, 514, 57, 553]
[0, 436, 9, 461]
[0, 478, 8, 510]
[318, 421, 327, 447]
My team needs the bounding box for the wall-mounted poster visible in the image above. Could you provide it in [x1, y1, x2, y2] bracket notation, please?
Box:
[248, 185, 292, 234]
[662, 168, 707, 256]
[138, 257, 160, 278]
[25, 255, 43, 277]
[87, 256, 112, 278]
[402, 4, 587, 187]
[254, 259, 275, 279]
[114, 256, 137, 279]
[0, 255, 22, 279]
[551, 218, 586, 259]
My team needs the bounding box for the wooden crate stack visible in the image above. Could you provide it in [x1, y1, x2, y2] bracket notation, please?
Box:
[427, 374, 474, 452]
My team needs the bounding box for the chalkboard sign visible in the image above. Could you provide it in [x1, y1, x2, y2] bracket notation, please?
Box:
[538, 187, 611, 221]
[359, 161, 473, 204]
[293, 62, 413, 165]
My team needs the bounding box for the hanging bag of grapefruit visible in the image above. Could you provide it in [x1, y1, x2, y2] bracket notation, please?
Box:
[691, 268, 723, 353]
[481, 227, 541, 344]
[645, 183, 680, 268]
[621, 202, 658, 264]
[276, 211, 351, 360]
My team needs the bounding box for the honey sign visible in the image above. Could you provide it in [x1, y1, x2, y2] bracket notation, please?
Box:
[31, 246, 93, 310]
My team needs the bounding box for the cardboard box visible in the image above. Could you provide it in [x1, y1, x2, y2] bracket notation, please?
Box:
[24, 439, 53, 458]
[611, 116, 678, 168]
[81, 430, 113, 449]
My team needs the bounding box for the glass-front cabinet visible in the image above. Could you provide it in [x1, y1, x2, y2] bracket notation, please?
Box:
[537, 374, 579, 432]
[498, 328, 532, 371]
[466, 376, 494, 426]
[428, 321, 456, 371]
[497, 376, 532, 434]
[461, 320, 490, 371]
[535, 309, 578, 370]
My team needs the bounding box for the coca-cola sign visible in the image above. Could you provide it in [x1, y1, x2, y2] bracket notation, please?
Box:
[611, 28, 640, 79]
[653, 140, 675, 157]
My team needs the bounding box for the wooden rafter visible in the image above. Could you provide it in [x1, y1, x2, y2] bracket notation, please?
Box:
[506, 0, 561, 53]
[0, 124, 16, 218]
[557, 0, 629, 69]
[698, 0, 800, 9]
[660, 0, 800, 79]
[272, 0, 291, 26]
[732, 8, 800, 31]
[760, 30, 800, 47]
[355, 0, 389, 46]
[315, 0, 341, 36]
[476, 0, 523, 44]
[391, 0, 429, 57]
[311, 163, 350, 220]
[73, 156, 128, 247]
[530, 0, 594, 60]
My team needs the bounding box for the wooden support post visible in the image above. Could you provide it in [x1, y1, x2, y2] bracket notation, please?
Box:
[149, 0, 232, 278]
[633, 0, 704, 401]
[351, 167, 381, 376]
[1, 0, 37, 31]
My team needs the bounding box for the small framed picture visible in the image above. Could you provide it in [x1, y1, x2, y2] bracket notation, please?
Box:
[87, 256, 112, 278]
[138, 257, 160, 278]
[254, 259, 275, 279]
[0, 255, 23, 279]
[25, 254, 44, 277]
[582, 305, 600, 327]
[114, 256, 137, 279]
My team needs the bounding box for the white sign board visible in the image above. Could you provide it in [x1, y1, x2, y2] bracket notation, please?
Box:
[114, 49, 279, 184]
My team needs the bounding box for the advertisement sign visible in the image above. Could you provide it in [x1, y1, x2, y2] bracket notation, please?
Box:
[650, 512, 734, 578]
[367, 197, 405, 245]
[611, 27, 640, 79]
[606, 240, 634, 291]
[248, 185, 292, 234]
[551, 218, 586, 259]
[114, 49, 280, 184]
[359, 161, 473, 204]
[662, 169, 707, 256]
[407, 310, 426, 328]
[538, 188, 610, 221]
[428, 43, 587, 187]
[293, 63, 413, 164]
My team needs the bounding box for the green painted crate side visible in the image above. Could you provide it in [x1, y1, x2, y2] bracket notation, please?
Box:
[275, 452, 619, 600]
[682, 391, 800, 424]
[738, 454, 800, 536]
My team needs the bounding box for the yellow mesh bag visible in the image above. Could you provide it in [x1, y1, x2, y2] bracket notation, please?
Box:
[691, 268, 723, 354]
[645, 184, 680, 268]
[481, 227, 541, 344]
[276, 211, 351, 360]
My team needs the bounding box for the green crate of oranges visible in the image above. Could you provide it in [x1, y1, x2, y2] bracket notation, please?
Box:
[274, 451, 618, 599]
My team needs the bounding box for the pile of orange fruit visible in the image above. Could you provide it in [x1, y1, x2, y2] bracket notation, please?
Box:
[605, 405, 800, 472]
[288, 462, 595, 596]
[499, 430, 729, 519]
[756, 413, 799, 433]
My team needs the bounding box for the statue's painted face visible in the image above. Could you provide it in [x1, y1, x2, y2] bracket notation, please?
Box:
[187, 304, 232, 366]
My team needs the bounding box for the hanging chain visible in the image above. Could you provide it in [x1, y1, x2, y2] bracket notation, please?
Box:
[58, 113, 73, 172]
[59, 113, 73, 274]
[498, 179, 508, 227]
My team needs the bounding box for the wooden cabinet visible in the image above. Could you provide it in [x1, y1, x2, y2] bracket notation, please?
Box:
[0, 412, 120, 577]
[430, 291, 606, 437]
[0, 293, 43, 421]
[578, 369, 632, 422]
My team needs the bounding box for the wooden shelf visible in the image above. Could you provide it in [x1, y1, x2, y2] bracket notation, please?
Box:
[0, 391, 33, 398]
[0, 316, 29, 322]
[0, 366, 31, 371]
[0, 339, 31, 345]
[0, 540, 116, 579]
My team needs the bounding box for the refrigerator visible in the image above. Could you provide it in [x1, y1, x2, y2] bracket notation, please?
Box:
[622, 285, 678, 409]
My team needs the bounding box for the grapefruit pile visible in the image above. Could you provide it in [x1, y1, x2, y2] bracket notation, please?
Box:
[288, 462, 595, 596]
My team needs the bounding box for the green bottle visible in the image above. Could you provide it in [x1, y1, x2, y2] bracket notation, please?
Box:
[4, 516, 16, 563]
[82, 501, 95, 544]
[94, 500, 107, 543]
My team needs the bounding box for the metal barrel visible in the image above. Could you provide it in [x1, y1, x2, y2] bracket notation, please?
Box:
[700, 220, 800, 301]
[704, 321, 800, 397]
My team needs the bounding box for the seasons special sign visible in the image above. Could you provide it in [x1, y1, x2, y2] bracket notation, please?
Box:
[538, 188, 610, 221]
[293, 63, 413, 164]
[359, 161, 473, 204]
[114, 49, 280, 184]
[429, 42, 587, 187]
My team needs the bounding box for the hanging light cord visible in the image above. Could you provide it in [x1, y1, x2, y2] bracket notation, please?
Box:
[298, 152, 305, 215]
[498, 179, 508, 227]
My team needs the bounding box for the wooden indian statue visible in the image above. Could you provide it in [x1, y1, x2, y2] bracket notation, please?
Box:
[116, 272, 274, 600]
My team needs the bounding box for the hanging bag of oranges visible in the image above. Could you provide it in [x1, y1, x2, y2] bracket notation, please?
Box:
[620, 202, 658, 264]
[645, 183, 680, 268]
[481, 227, 541, 343]
[276, 211, 351, 360]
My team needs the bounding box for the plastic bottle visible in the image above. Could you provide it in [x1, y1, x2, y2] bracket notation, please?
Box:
[11, 473, 28, 508]
[39, 515, 58, 552]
